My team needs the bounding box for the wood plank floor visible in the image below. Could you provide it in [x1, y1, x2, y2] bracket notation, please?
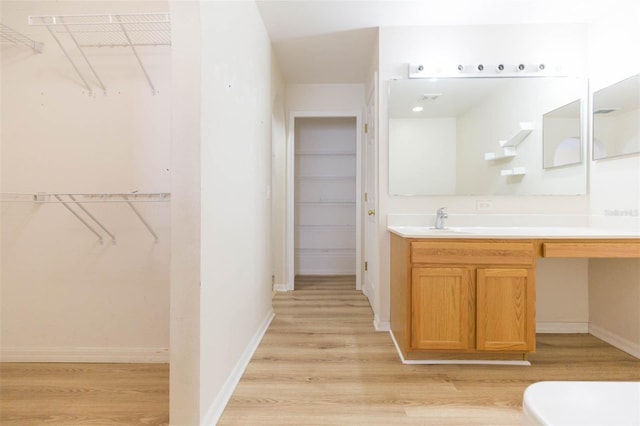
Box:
[219, 275, 640, 425]
[0, 363, 169, 425]
[2, 276, 639, 425]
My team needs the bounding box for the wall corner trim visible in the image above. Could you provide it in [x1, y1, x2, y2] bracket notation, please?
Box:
[201, 309, 275, 425]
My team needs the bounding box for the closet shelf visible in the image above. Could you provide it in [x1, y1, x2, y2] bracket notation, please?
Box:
[296, 201, 356, 205]
[296, 176, 356, 180]
[1, 192, 169, 244]
[296, 151, 356, 156]
[1, 23, 43, 52]
[295, 225, 355, 230]
[1, 192, 170, 203]
[29, 13, 171, 95]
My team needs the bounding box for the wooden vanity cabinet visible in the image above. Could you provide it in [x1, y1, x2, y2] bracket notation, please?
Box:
[391, 234, 536, 361]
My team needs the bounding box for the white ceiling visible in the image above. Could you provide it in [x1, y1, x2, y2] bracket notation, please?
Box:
[255, 0, 636, 84]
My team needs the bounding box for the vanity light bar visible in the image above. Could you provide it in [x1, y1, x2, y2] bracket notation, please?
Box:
[409, 63, 555, 79]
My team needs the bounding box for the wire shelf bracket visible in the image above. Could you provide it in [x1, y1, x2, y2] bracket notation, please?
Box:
[28, 13, 171, 95]
[1, 192, 169, 244]
[0, 23, 44, 52]
[54, 194, 108, 244]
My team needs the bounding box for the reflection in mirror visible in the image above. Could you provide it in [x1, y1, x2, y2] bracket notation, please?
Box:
[592, 74, 640, 160]
[388, 77, 587, 196]
[543, 100, 582, 168]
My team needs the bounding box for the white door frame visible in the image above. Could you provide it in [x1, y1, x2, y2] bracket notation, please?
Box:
[363, 78, 378, 312]
[286, 111, 363, 291]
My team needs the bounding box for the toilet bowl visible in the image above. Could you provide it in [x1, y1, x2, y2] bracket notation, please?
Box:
[523, 381, 640, 425]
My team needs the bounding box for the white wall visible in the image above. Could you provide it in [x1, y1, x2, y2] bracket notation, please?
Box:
[586, 3, 640, 357]
[377, 24, 591, 329]
[198, 2, 277, 423]
[1, 1, 170, 362]
[169, 1, 201, 423]
[389, 118, 456, 195]
[286, 84, 365, 113]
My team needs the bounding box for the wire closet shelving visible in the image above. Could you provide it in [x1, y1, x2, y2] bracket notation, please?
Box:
[28, 13, 171, 95]
[0, 23, 43, 52]
[1, 192, 170, 244]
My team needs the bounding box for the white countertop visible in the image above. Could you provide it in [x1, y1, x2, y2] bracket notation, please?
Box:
[387, 225, 640, 239]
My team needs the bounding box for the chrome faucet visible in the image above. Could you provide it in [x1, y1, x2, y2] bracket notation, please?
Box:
[434, 207, 448, 229]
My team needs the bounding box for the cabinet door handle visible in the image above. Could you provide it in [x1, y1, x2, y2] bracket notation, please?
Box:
[368, 209, 376, 216]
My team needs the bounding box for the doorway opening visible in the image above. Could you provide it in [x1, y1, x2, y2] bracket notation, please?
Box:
[286, 114, 362, 291]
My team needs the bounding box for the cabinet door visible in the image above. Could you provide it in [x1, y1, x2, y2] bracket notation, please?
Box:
[476, 268, 535, 352]
[411, 267, 473, 350]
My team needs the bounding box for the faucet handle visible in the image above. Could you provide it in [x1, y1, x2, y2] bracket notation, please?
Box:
[437, 207, 448, 217]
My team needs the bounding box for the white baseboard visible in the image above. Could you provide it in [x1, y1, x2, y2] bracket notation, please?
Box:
[373, 317, 390, 332]
[388, 330, 530, 366]
[536, 322, 589, 333]
[0, 346, 169, 363]
[202, 309, 275, 426]
[589, 323, 640, 359]
[273, 283, 289, 292]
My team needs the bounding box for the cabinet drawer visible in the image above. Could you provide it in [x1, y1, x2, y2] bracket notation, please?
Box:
[411, 241, 535, 265]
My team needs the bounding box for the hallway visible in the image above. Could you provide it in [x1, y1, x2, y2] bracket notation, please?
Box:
[218, 276, 640, 425]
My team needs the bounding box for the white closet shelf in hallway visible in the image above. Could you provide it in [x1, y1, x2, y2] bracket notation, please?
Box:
[0, 23, 43, 52]
[28, 12, 171, 95]
[295, 150, 356, 155]
[1, 192, 170, 244]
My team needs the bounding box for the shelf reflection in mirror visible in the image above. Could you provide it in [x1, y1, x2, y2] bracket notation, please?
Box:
[388, 77, 587, 196]
[592, 74, 640, 161]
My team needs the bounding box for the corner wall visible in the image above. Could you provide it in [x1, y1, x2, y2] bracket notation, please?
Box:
[169, 1, 201, 423]
[198, 2, 277, 423]
[586, 3, 640, 358]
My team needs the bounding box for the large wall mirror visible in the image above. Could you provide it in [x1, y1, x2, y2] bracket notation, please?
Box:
[388, 77, 587, 195]
[592, 74, 640, 160]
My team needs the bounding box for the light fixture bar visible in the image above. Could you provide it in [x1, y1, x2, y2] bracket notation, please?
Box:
[409, 63, 556, 79]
